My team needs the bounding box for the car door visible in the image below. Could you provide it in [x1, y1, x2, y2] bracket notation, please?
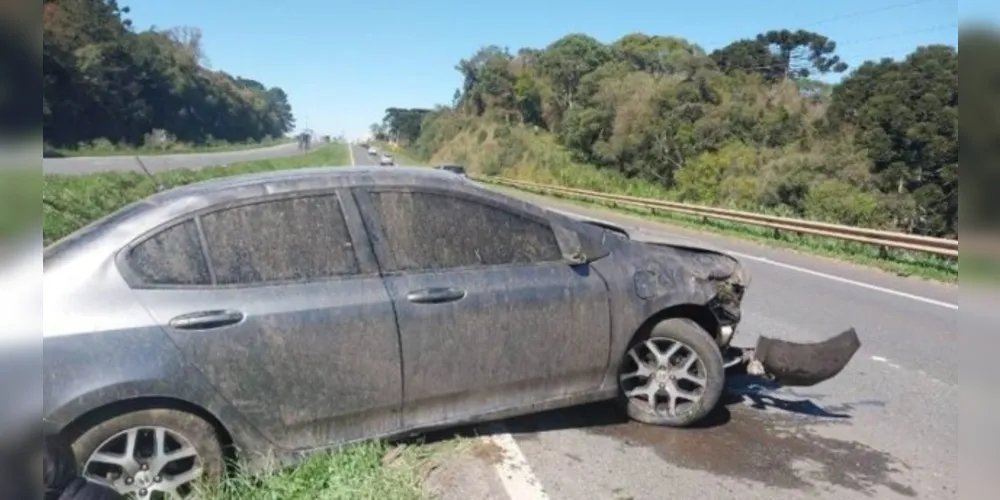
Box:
[123, 190, 403, 451]
[354, 186, 612, 429]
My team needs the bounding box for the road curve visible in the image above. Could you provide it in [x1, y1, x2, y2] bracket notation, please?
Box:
[43, 141, 307, 175]
[351, 146, 967, 500]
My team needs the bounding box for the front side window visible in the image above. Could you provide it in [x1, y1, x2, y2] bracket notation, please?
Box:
[200, 194, 359, 285]
[369, 191, 562, 272]
[128, 219, 211, 285]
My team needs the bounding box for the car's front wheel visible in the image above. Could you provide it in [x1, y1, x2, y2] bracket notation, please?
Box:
[71, 408, 224, 499]
[618, 318, 725, 427]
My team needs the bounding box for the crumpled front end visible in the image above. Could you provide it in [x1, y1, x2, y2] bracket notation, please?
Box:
[660, 244, 750, 348]
[703, 256, 749, 347]
[642, 241, 861, 388]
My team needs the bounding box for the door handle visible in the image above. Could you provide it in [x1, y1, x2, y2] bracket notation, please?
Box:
[405, 287, 466, 304]
[168, 310, 244, 330]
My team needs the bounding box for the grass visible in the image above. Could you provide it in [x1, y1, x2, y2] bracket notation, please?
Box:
[43, 137, 295, 158]
[194, 439, 469, 500]
[43, 142, 349, 245]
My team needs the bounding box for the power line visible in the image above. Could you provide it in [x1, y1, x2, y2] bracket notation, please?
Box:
[804, 0, 939, 28]
[698, 0, 946, 48]
[836, 23, 956, 47]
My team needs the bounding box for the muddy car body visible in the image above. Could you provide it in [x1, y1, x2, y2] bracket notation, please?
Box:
[42, 166, 858, 496]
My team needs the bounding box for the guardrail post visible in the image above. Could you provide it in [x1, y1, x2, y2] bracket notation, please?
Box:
[772, 227, 782, 240]
[878, 245, 890, 260]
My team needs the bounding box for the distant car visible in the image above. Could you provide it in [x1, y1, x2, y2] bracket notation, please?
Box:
[368, 147, 378, 156]
[380, 154, 394, 166]
[435, 164, 467, 178]
[40, 166, 859, 497]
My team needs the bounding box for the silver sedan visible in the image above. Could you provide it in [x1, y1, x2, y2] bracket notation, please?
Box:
[41, 166, 860, 498]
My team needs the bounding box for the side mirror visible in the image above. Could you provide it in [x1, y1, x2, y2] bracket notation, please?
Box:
[551, 222, 610, 264]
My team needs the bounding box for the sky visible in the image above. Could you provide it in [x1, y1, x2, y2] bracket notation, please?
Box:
[123, 0, 974, 140]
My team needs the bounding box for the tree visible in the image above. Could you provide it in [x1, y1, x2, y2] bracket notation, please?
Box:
[386, 29, 958, 238]
[828, 44, 957, 236]
[712, 30, 848, 82]
[43, 0, 295, 149]
[382, 107, 431, 143]
[756, 29, 849, 79]
[710, 39, 785, 82]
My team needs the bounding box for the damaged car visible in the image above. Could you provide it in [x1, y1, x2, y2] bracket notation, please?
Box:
[42, 166, 860, 497]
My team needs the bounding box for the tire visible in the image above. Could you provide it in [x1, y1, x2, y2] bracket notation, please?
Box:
[71, 409, 224, 497]
[618, 318, 725, 427]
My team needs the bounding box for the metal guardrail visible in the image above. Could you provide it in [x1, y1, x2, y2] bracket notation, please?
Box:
[474, 176, 959, 258]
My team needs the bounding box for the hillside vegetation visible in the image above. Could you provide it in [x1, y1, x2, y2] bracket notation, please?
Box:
[43, 0, 295, 153]
[373, 29, 959, 240]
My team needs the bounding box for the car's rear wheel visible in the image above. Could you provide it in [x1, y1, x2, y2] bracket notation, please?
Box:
[618, 318, 725, 427]
[71, 409, 224, 499]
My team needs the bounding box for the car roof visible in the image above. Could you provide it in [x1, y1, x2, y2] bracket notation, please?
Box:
[151, 165, 457, 203]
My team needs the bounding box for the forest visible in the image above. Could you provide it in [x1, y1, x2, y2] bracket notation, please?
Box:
[374, 29, 963, 239]
[42, 0, 295, 151]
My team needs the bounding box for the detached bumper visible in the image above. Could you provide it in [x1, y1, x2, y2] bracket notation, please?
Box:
[726, 327, 862, 387]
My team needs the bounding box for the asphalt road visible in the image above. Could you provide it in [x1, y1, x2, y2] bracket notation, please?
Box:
[352, 147, 971, 500]
[42, 141, 308, 174]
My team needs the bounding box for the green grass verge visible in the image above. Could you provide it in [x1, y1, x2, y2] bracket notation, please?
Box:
[43, 137, 295, 158]
[195, 439, 466, 500]
[43, 143, 349, 245]
[485, 182, 959, 283]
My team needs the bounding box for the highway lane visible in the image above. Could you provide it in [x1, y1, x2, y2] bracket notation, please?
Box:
[352, 147, 963, 500]
[42, 140, 308, 174]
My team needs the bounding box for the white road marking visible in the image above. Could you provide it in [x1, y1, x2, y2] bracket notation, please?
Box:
[870, 355, 901, 369]
[348, 143, 356, 166]
[726, 252, 958, 310]
[871, 355, 951, 387]
[542, 204, 958, 311]
[482, 422, 549, 500]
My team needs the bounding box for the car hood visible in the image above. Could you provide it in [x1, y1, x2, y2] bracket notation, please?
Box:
[627, 226, 728, 255]
[548, 207, 731, 256]
[549, 207, 748, 284]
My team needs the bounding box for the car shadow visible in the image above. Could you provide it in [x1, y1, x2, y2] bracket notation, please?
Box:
[406, 374, 857, 447]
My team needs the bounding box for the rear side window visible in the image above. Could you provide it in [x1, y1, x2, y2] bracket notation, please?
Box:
[200, 195, 359, 285]
[370, 191, 562, 272]
[128, 220, 211, 285]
